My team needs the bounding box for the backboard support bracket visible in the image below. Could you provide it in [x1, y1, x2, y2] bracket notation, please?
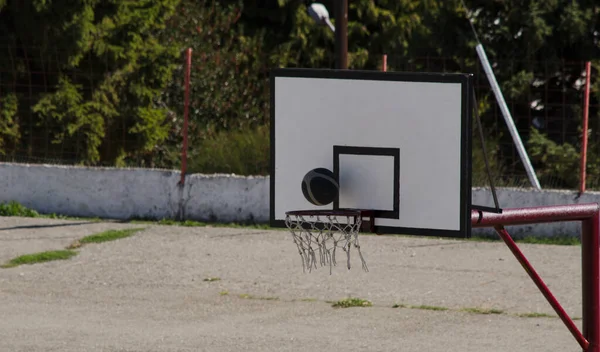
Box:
[471, 87, 503, 215]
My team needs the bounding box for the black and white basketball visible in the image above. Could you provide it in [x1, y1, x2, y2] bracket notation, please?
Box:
[301, 168, 339, 206]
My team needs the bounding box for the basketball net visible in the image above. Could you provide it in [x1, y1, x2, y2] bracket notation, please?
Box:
[285, 210, 369, 274]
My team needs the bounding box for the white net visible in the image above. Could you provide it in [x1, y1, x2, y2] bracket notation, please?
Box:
[284, 210, 369, 274]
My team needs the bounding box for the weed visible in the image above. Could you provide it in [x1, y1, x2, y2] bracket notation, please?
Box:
[2, 250, 78, 268]
[516, 312, 555, 318]
[332, 297, 372, 308]
[461, 307, 504, 315]
[411, 305, 448, 311]
[203, 277, 221, 282]
[79, 228, 144, 244]
[0, 201, 39, 217]
[517, 236, 580, 246]
[238, 293, 279, 301]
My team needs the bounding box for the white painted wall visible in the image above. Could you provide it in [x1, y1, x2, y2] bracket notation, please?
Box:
[1, 162, 599, 238]
[0, 163, 268, 223]
[184, 173, 268, 223]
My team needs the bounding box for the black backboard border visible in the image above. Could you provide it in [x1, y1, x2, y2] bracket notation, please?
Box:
[333, 145, 400, 219]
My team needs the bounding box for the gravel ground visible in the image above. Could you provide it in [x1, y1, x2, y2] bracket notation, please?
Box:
[0, 216, 588, 351]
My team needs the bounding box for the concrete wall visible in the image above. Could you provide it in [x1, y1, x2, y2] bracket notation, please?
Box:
[1, 162, 600, 238]
[0, 163, 268, 223]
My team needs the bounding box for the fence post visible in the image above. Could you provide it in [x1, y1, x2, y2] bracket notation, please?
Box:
[580, 61, 592, 195]
[180, 48, 192, 186]
[381, 54, 387, 72]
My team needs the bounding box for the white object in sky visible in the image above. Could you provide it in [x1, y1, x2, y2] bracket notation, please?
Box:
[308, 3, 335, 32]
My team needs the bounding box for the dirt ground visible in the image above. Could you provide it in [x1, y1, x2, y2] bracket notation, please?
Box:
[0, 216, 588, 351]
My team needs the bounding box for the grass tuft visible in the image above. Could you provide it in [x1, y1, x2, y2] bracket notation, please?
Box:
[66, 240, 83, 249]
[238, 293, 279, 300]
[203, 277, 221, 282]
[461, 307, 504, 315]
[517, 236, 580, 246]
[0, 201, 102, 222]
[332, 297, 372, 308]
[411, 305, 449, 311]
[219, 291, 229, 296]
[517, 312, 555, 318]
[1, 250, 78, 268]
[79, 228, 143, 244]
[392, 303, 408, 308]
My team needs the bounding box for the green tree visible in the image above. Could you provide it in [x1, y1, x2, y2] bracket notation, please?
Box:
[152, 0, 272, 172]
[0, 0, 181, 165]
[394, 0, 599, 188]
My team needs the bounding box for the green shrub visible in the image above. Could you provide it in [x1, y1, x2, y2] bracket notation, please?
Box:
[188, 125, 269, 175]
[0, 201, 39, 217]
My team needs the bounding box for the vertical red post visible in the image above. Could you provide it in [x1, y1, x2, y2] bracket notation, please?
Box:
[580, 61, 592, 195]
[582, 211, 600, 352]
[382, 54, 387, 72]
[180, 48, 192, 186]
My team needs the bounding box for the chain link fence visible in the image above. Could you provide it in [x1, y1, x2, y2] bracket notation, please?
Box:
[384, 54, 597, 190]
[1, 45, 597, 190]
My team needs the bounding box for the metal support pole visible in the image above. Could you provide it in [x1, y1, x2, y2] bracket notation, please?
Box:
[471, 203, 600, 227]
[582, 211, 600, 352]
[494, 225, 588, 350]
[475, 44, 541, 190]
[471, 203, 600, 351]
[580, 61, 592, 195]
[334, 0, 348, 69]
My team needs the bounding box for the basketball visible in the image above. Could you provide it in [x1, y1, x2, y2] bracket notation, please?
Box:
[301, 167, 339, 206]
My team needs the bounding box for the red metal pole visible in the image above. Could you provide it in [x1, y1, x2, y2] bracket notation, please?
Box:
[494, 225, 589, 350]
[582, 211, 600, 352]
[472, 203, 600, 351]
[382, 54, 387, 72]
[180, 48, 192, 186]
[472, 203, 600, 227]
[580, 61, 592, 195]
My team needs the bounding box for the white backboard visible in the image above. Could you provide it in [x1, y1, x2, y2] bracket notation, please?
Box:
[270, 69, 473, 238]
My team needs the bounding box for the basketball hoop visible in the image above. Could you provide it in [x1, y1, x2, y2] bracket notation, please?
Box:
[284, 209, 373, 274]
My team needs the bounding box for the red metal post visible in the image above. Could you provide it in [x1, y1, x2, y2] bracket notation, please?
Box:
[580, 61, 592, 194]
[582, 211, 600, 352]
[180, 48, 192, 186]
[472, 203, 600, 351]
[472, 203, 600, 227]
[494, 225, 588, 350]
[382, 54, 387, 72]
